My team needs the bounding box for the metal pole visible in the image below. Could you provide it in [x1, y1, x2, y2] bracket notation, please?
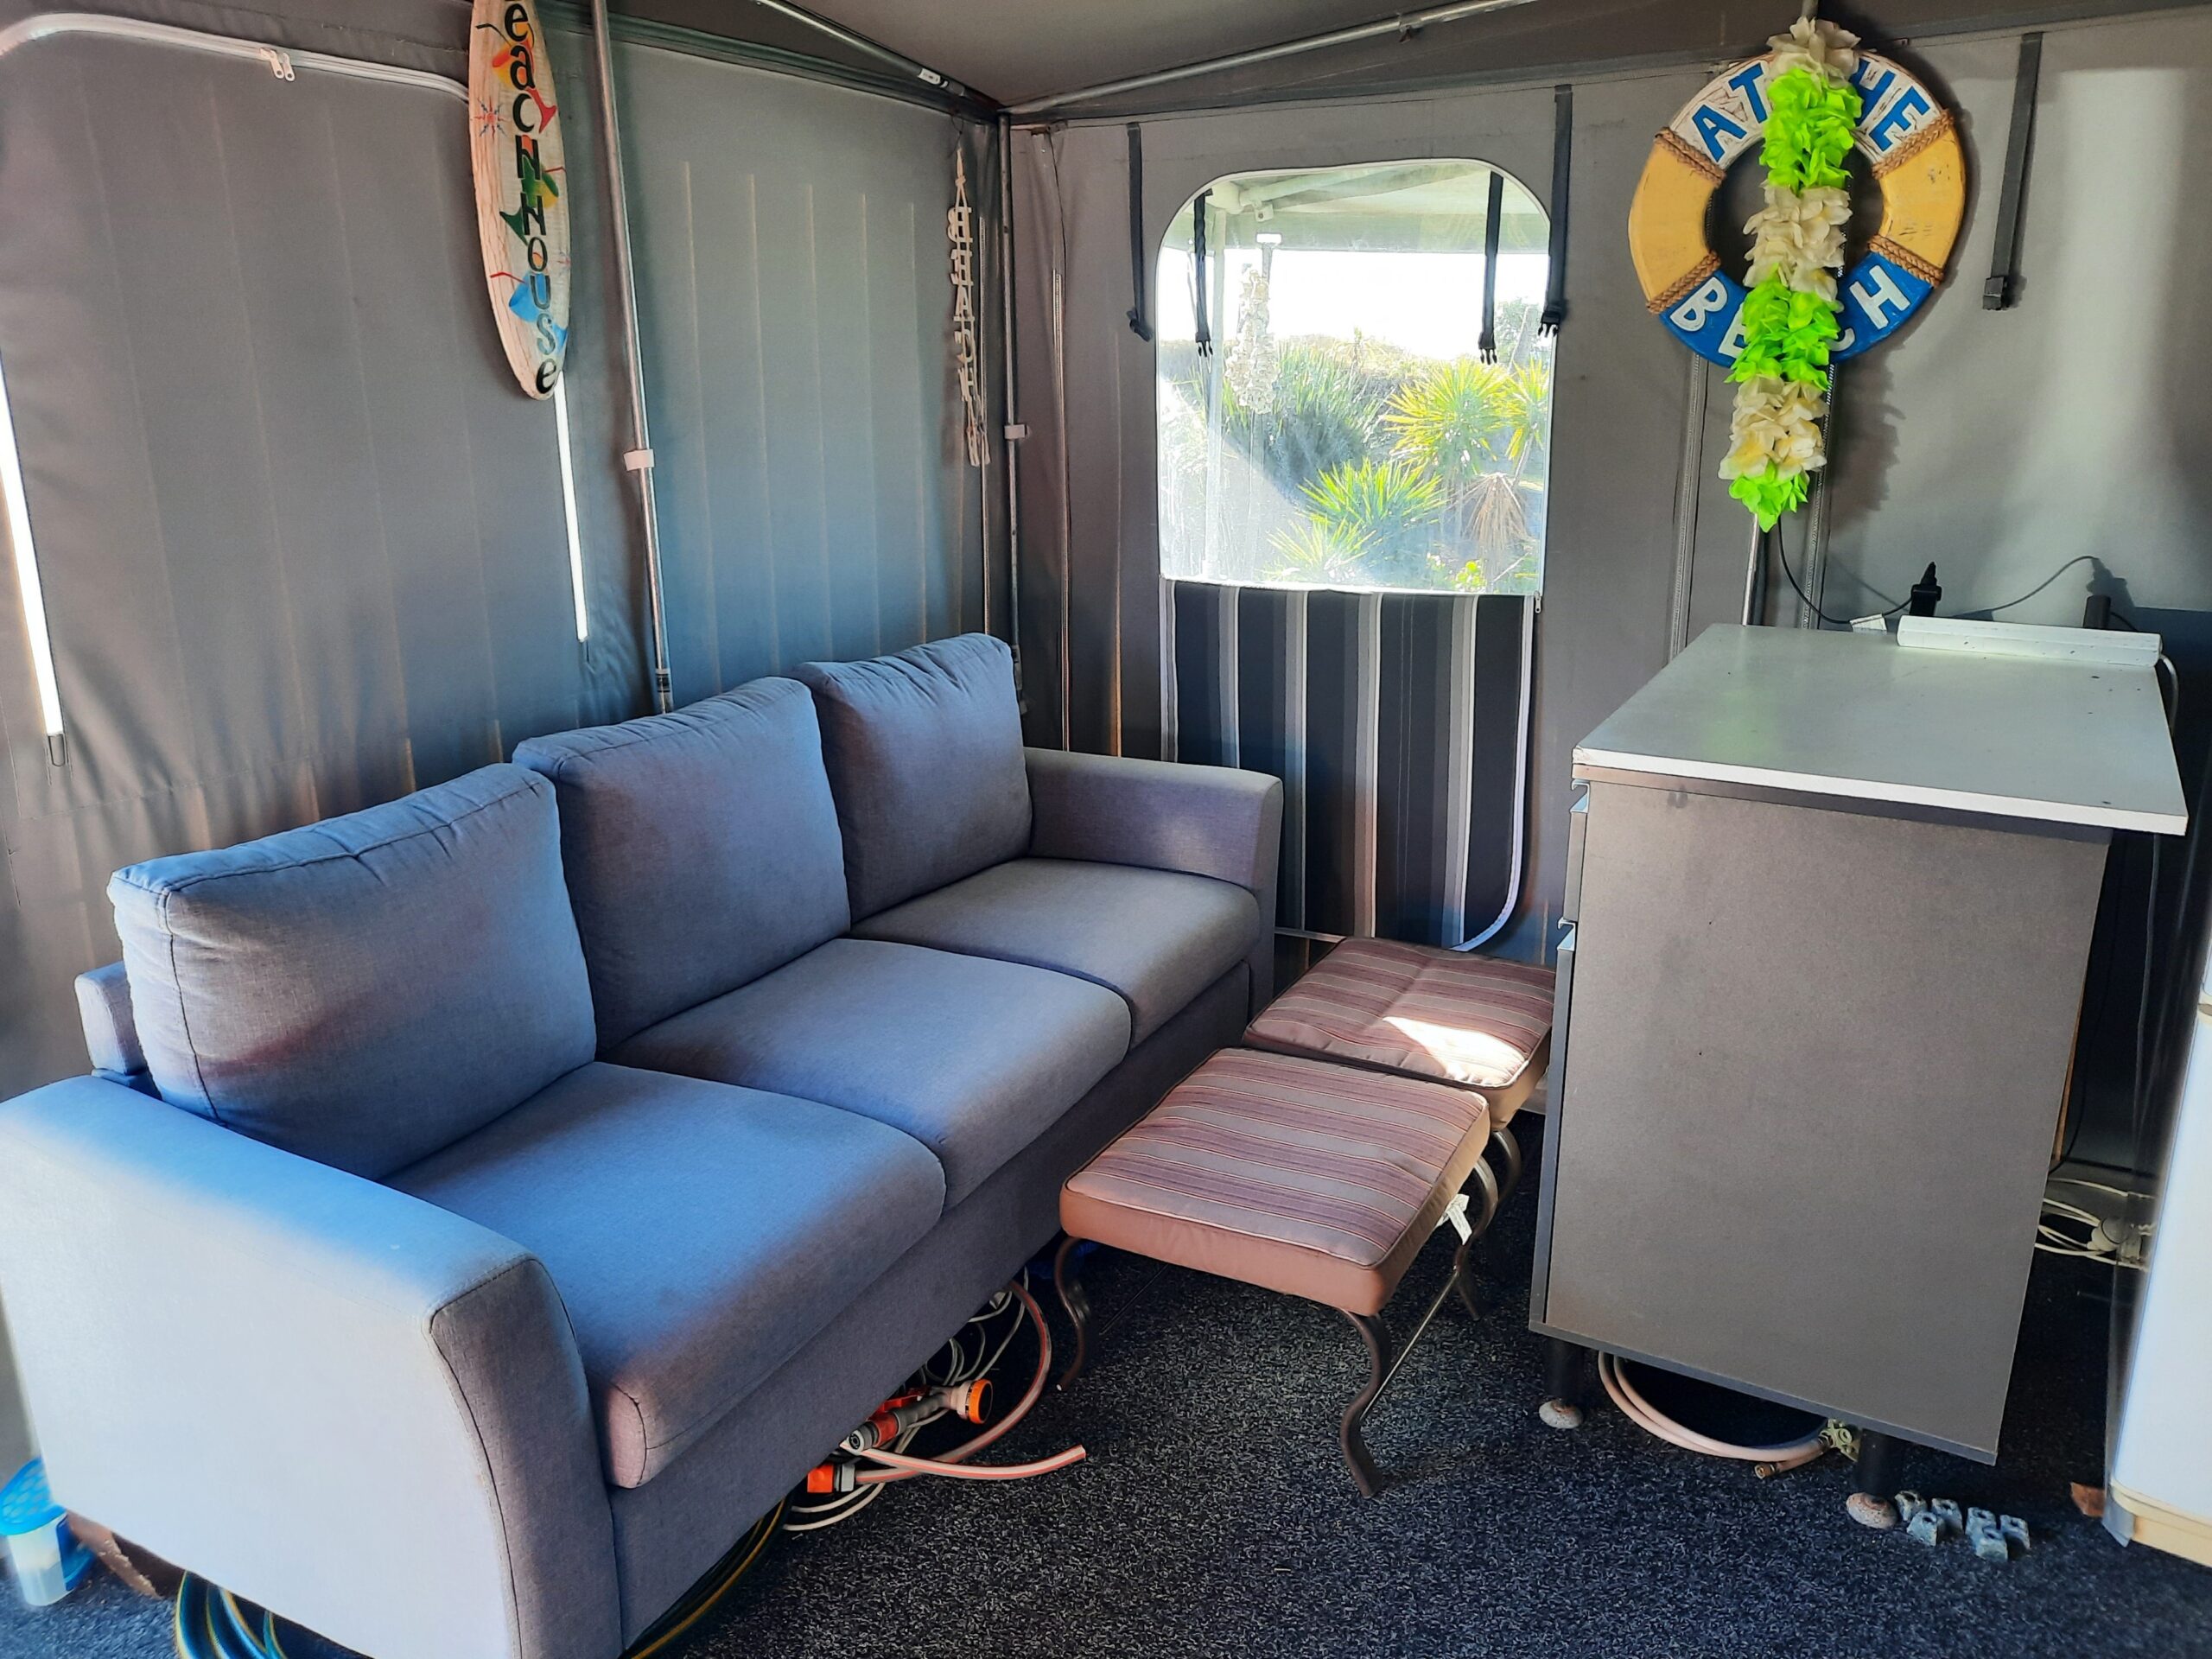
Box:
[590, 0, 674, 714]
[1739, 515, 1765, 626]
[1666, 355, 1705, 658]
[746, 0, 971, 99]
[997, 115, 1024, 683]
[1004, 0, 1544, 117]
[1798, 362, 1838, 628]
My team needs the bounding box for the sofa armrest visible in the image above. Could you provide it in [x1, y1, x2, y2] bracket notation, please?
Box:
[1026, 748, 1284, 1007]
[0, 1077, 617, 1659]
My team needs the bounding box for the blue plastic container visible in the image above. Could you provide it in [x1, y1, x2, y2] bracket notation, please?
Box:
[0, 1460, 92, 1607]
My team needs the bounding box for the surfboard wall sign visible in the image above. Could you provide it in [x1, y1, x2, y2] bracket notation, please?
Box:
[470, 0, 569, 397]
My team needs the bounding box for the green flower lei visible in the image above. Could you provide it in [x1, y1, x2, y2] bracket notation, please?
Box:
[1726, 66, 1862, 527]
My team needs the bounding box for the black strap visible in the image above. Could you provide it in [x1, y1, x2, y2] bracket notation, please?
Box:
[1540, 84, 1572, 335]
[1125, 124, 1153, 340]
[1192, 189, 1213, 356]
[1985, 33, 2042, 310]
[1478, 168, 1504, 363]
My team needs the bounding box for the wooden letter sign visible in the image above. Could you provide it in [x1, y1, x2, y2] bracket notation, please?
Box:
[470, 0, 570, 397]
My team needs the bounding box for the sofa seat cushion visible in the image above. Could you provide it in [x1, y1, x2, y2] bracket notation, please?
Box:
[613, 938, 1129, 1206]
[392, 1062, 944, 1490]
[854, 859, 1257, 1045]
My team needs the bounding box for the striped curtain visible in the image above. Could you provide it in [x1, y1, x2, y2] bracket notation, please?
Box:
[1167, 582, 1535, 948]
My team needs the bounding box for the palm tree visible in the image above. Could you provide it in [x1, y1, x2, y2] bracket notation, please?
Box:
[1382, 357, 1550, 590]
[1295, 459, 1444, 585]
[1382, 359, 1514, 487]
[1267, 516, 1374, 585]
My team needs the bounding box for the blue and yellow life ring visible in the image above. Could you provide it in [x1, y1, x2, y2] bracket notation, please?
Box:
[1628, 51, 1965, 363]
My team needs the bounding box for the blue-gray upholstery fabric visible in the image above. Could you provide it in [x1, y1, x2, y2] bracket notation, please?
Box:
[1025, 747, 1285, 1009]
[393, 1062, 944, 1490]
[73, 961, 145, 1084]
[0, 1076, 618, 1659]
[795, 634, 1031, 918]
[514, 680, 851, 1050]
[855, 858, 1259, 1044]
[614, 937, 1128, 1205]
[107, 765, 596, 1179]
[605, 965, 1249, 1638]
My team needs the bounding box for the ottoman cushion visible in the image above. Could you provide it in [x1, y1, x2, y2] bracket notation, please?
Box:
[1060, 1048, 1491, 1317]
[1244, 938, 1554, 1122]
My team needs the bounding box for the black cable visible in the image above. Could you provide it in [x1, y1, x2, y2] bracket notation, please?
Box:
[1780, 543, 2105, 630]
[1770, 520, 1906, 627]
[1974, 552, 2098, 617]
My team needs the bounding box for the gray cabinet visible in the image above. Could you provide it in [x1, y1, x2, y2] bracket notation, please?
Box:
[1530, 622, 2186, 1460]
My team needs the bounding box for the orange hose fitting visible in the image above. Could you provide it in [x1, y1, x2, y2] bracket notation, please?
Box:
[943, 1380, 991, 1424]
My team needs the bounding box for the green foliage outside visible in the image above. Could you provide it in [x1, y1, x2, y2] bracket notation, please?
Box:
[1160, 304, 1550, 594]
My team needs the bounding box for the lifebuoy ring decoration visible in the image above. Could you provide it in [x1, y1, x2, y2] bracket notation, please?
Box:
[1630, 49, 1964, 365]
[1628, 16, 1964, 526]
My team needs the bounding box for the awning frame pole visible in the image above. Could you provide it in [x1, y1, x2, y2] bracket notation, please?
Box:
[998, 114, 1025, 687]
[590, 0, 675, 714]
[746, 0, 973, 99]
[1003, 0, 1543, 117]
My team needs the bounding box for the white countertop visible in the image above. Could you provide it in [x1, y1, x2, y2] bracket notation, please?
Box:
[1574, 624, 2189, 835]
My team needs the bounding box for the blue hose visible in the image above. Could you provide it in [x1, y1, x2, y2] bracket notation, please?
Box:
[172, 1574, 292, 1659]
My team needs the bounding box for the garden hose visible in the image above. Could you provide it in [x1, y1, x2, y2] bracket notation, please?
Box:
[1597, 1351, 1827, 1472]
[170, 1504, 783, 1659]
[172, 1575, 292, 1659]
[623, 1501, 783, 1659]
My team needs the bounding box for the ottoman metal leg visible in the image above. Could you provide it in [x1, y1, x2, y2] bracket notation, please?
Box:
[1052, 1235, 1092, 1391]
[1467, 1156, 1502, 1243]
[1460, 1156, 1503, 1300]
[1488, 1124, 1523, 1211]
[1338, 1312, 1393, 1498]
[1450, 1224, 1484, 1321]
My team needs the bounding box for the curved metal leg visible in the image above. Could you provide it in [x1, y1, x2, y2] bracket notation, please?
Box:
[1466, 1155, 1502, 1243]
[1052, 1235, 1091, 1390]
[1488, 1123, 1522, 1211]
[1450, 1224, 1484, 1321]
[1338, 1311, 1393, 1497]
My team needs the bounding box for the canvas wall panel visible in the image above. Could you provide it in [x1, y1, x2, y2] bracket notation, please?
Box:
[617, 45, 988, 699]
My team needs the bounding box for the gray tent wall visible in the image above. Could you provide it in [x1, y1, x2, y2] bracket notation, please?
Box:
[0, 0, 997, 1473]
[1009, 4, 2212, 971]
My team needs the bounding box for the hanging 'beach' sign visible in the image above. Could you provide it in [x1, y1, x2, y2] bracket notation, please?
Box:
[1627, 16, 1964, 525]
[949, 151, 988, 470]
[470, 0, 569, 397]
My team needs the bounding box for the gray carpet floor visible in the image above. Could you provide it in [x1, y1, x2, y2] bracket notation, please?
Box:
[6, 1149, 2209, 1659]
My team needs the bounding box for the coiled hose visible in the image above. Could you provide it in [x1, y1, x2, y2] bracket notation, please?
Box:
[172, 1575, 294, 1659]
[1596, 1351, 1826, 1473]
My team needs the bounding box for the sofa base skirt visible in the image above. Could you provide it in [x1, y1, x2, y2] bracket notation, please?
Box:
[607, 963, 1249, 1640]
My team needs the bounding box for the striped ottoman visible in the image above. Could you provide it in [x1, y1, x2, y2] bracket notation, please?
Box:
[1055, 1047, 1495, 1496]
[1244, 937, 1554, 1205]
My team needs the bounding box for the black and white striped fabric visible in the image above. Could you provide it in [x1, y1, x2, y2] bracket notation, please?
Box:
[1166, 583, 1534, 949]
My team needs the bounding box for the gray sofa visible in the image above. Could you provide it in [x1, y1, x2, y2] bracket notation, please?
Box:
[0, 634, 1281, 1659]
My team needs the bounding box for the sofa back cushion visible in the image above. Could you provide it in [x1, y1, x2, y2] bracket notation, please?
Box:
[513, 678, 851, 1049]
[795, 633, 1031, 918]
[109, 764, 596, 1179]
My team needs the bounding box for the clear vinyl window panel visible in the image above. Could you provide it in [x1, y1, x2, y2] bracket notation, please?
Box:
[1157, 159, 1553, 597]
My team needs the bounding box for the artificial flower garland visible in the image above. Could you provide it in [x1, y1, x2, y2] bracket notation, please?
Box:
[1719, 15, 1862, 529]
